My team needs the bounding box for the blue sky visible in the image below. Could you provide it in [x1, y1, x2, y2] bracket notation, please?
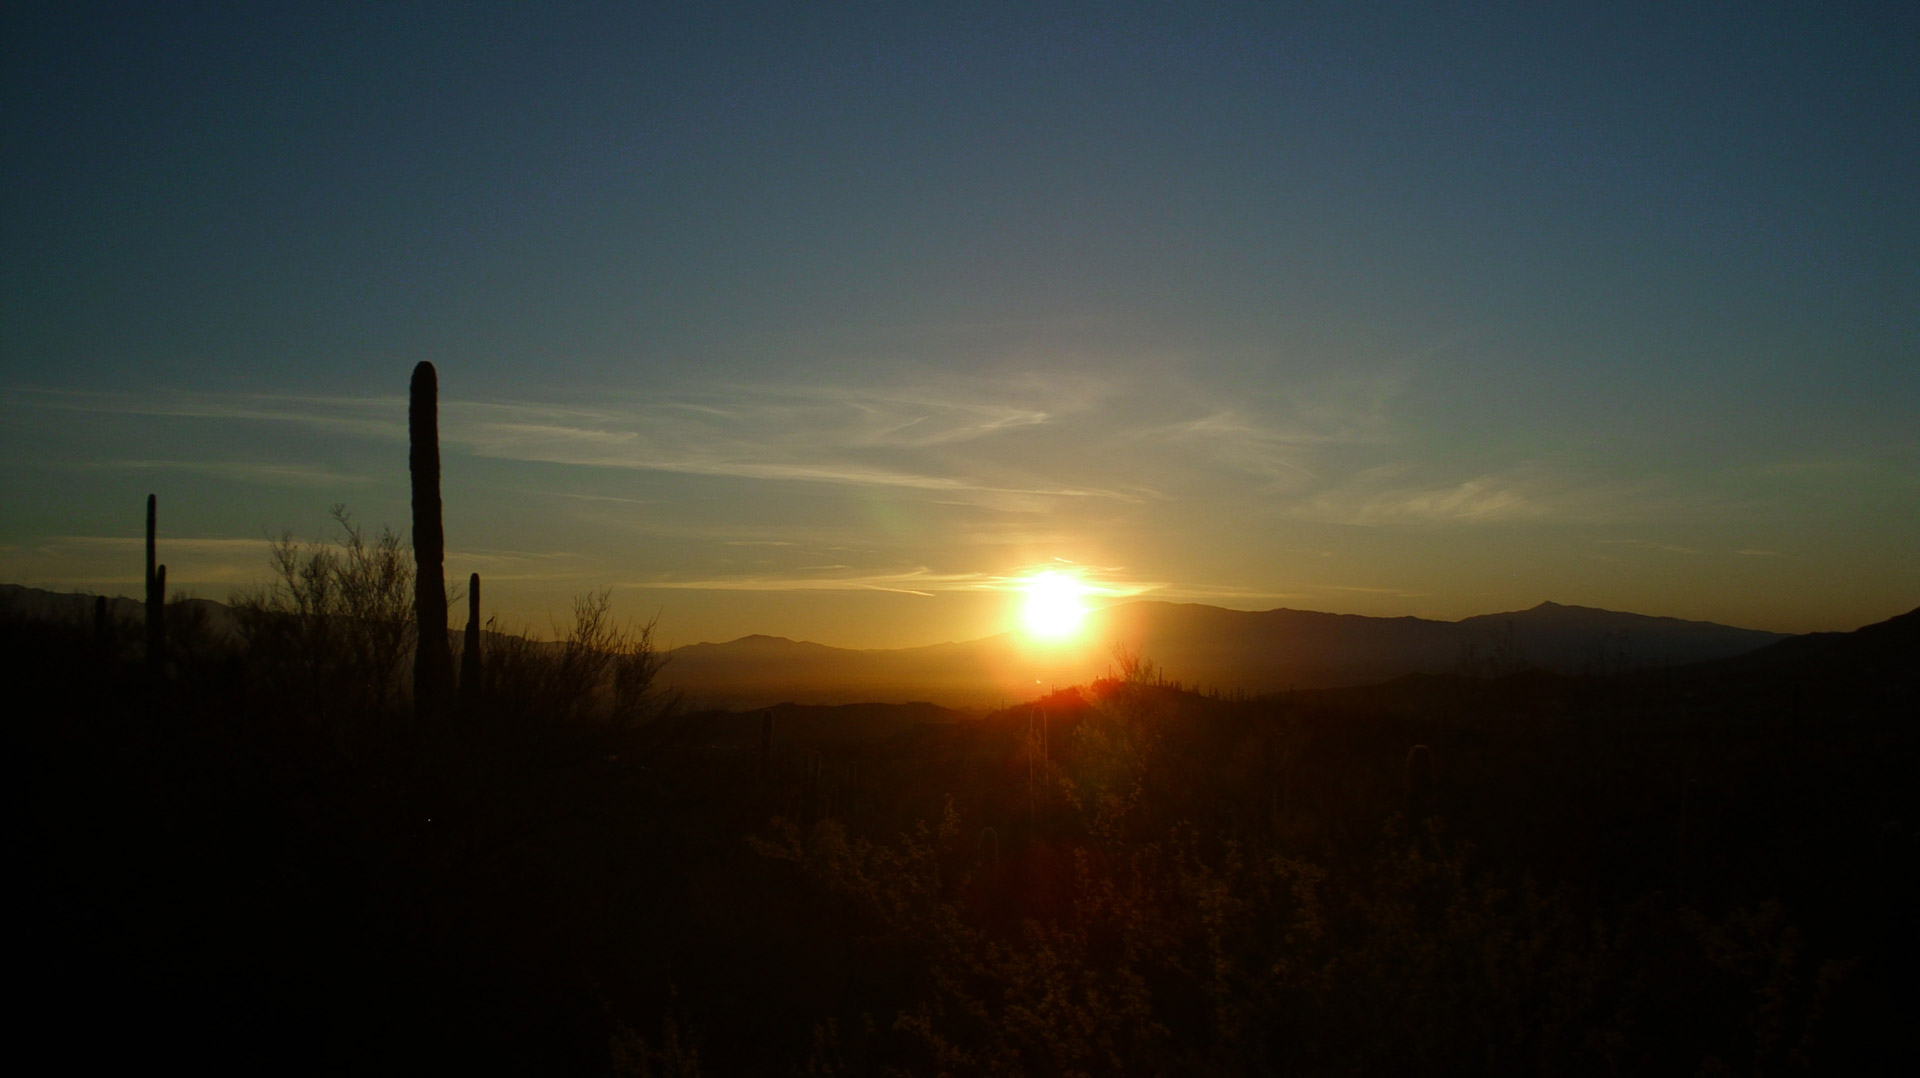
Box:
[3, 2, 1916, 647]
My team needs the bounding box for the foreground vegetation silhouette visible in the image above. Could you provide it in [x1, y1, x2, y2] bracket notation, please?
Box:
[12, 366, 1917, 1074]
[15, 574, 1917, 1074]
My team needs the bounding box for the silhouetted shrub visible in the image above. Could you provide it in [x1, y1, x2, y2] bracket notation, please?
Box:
[481, 588, 672, 732]
[230, 506, 417, 721]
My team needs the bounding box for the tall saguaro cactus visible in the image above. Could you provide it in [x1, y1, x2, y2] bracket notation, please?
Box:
[410, 362, 453, 718]
[145, 494, 166, 667]
[460, 571, 483, 708]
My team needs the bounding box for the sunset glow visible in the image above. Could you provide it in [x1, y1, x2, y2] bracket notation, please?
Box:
[1, 8, 1911, 1070]
[1019, 570, 1092, 641]
[0, 6, 1913, 650]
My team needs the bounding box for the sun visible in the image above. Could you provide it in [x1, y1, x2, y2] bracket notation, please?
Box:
[1020, 570, 1091, 641]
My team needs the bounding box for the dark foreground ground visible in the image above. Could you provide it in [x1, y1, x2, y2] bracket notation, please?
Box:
[12, 602, 1919, 1075]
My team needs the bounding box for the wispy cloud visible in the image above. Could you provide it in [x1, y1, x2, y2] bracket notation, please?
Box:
[441, 547, 600, 583]
[1140, 411, 1322, 487]
[628, 563, 1165, 600]
[14, 382, 1124, 503]
[631, 568, 993, 598]
[1140, 581, 1314, 603]
[442, 391, 1131, 503]
[18, 388, 405, 441]
[541, 491, 656, 507]
[36, 536, 274, 555]
[1, 535, 280, 591]
[1285, 462, 1736, 528]
[84, 460, 372, 487]
[1291, 473, 1546, 525]
[1597, 537, 1701, 555]
[1750, 450, 1920, 492]
[1128, 371, 1406, 491]
[13, 370, 1422, 518]
[0, 534, 614, 596]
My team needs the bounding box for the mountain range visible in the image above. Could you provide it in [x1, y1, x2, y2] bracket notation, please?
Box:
[660, 600, 1794, 708]
[0, 584, 1819, 709]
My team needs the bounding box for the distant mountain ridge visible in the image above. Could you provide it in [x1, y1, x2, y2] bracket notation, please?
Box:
[0, 583, 239, 638]
[662, 599, 1797, 708]
[0, 583, 1814, 709]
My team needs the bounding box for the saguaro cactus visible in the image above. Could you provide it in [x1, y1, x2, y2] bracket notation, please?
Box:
[460, 571, 483, 707]
[760, 709, 775, 781]
[410, 362, 453, 718]
[144, 494, 166, 667]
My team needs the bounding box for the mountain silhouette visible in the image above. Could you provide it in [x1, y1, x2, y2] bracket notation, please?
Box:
[665, 599, 1795, 708]
[2, 583, 1831, 709]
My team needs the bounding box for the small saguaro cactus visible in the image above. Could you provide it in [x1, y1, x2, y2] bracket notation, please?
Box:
[459, 572, 483, 708]
[410, 361, 454, 719]
[144, 494, 166, 667]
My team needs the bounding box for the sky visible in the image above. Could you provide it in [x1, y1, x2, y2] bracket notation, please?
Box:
[3, 2, 1916, 649]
